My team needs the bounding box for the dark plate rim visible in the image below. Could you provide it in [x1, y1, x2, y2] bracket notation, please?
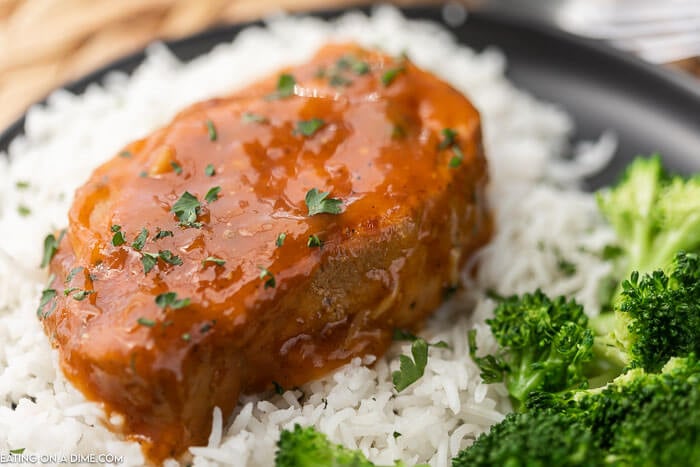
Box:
[1, 2, 699, 151]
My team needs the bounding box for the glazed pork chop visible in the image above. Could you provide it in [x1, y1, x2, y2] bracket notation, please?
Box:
[39, 44, 491, 462]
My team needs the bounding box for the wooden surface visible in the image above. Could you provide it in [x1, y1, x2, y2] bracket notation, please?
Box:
[0, 0, 697, 130]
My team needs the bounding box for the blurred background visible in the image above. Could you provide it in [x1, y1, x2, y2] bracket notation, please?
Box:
[0, 0, 698, 130]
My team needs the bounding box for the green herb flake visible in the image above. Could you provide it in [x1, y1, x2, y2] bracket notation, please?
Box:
[272, 381, 285, 395]
[141, 252, 159, 274]
[268, 73, 296, 100]
[170, 161, 183, 175]
[204, 164, 216, 177]
[182, 333, 191, 342]
[202, 256, 226, 267]
[37, 288, 57, 318]
[329, 74, 352, 87]
[112, 227, 126, 246]
[393, 431, 402, 439]
[392, 338, 429, 392]
[171, 191, 202, 228]
[393, 329, 418, 341]
[64, 287, 79, 296]
[131, 228, 149, 251]
[65, 266, 84, 284]
[305, 188, 343, 216]
[155, 291, 191, 310]
[15, 181, 30, 190]
[391, 124, 406, 140]
[448, 145, 464, 168]
[119, 150, 132, 158]
[206, 119, 218, 141]
[137, 317, 156, 327]
[307, 234, 322, 248]
[438, 128, 457, 150]
[381, 67, 404, 86]
[41, 232, 61, 268]
[200, 322, 214, 333]
[153, 230, 173, 240]
[72, 290, 94, 301]
[139, 171, 148, 178]
[294, 118, 325, 137]
[9, 448, 25, 455]
[17, 205, 31, 217]
[258, 267, 276, 289]
[159, 250, 183, 266]
[204, 186, 221, 203]
[242, 112, 268, 124]
[275, 232, 287, 247]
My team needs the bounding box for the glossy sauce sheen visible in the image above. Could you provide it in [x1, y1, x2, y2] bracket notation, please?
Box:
[42, 44, 491, 462]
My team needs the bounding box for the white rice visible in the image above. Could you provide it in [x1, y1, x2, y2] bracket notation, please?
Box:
[0, 6, 616, 467]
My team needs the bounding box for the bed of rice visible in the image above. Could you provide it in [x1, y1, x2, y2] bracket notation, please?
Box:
[0, 6, 618, 467]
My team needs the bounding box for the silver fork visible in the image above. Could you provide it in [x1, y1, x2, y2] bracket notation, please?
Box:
[555, 0, 700, 63]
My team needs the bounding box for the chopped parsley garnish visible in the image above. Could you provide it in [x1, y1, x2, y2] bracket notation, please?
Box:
[329, 74, 352, 87]
[171, 191, 202, 228]
[258, 267, 276, 289]
[204, 186, 221, 203]
[206, 119, 218, 141]
[9, 448, 25, 455]
[141, 252, 158, 274]
[439, 128, 464, 168]
[119, 150, 132, 158]
[205, 164, 215, 177]
[17, 205, 30, 217]
[305, 188, 343, 216]
[268, 73, 296, 100]
[276, 232, 286, 247]
[272, 381, 285, 395]
[137, 317, 156, 327]
[182, 333, 191, 342]
[338, 55, 370, 75]
[393, 431, 402, 439]
[111, 225, 126, 246]
[153, 230, 173, 240]
[438, 128, 457, 149]
[155, 291, 190, 310]
[41, 231, 64, 268]
[65, 266, 83, 284]
[294, 118, 325, 137]
[392, 328, 449, 349]
[307, 234, 322, 248]
[139, 171, 148, 178]
[391, 124, 406, 139]
[64, 287, 78, 296]
[381, 67, 404, 86]
[202, 256, 226, 267]
[170, 161, 183, 175]
[158, 250, 183, 266]
[15, 180, 29, 189]
[72, 290, 94, 301]
[131, 228, 149, 251]
[448, 146, 464, 168]
[392, 338, 428, 392]
[37, 288, 57, 318]
[242, 112, 268, 124]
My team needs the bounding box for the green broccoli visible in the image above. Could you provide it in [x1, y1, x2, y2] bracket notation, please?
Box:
[597, 155, 700, 287]
[469, 290, 594, 406]
[451, 410, 603, 467]
[593, 251, 700, 373]
[275, 425, 415, 467]
[456, 356, 700, 466]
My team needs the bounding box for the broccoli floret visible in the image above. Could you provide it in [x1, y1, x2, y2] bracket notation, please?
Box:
[457, 356, 700, 466]
[469, 290, 594, 406]
[597, 155, 700, 285]
[451, 409, 603, 467]
[593, 251, 700, 372]
[275, 425, 413, 467]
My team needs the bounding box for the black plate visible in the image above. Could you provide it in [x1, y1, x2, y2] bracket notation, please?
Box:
[2, 4, 699, 186]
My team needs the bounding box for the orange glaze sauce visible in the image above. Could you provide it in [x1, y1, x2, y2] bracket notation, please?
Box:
[40, 43, 491, 463]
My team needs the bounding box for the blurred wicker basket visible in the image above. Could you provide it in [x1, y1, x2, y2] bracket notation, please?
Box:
[0, 0, 696, 131]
